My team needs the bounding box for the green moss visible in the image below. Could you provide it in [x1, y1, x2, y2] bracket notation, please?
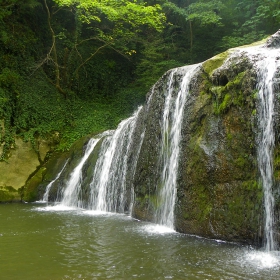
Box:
[218, 93, 231, 113]
[202, 51, 229, 76]
[211, 71, 250, 115]
[227, 132, 233, 141]
[23, 167, 46, 202]
[242, 180, 262, 192]
[0, 186, 21, 202]
[211, 86, 224, 96]
[273, 148, 280, 180]
[235, 157, 247, 168]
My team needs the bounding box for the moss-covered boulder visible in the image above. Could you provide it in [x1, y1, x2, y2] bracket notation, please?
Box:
[23, 167, 47, 202]
[34, 133, 104, 203]
[0, 138, 40, 190]
[131, 37, 280, 245]
[174, 49, 262, 245]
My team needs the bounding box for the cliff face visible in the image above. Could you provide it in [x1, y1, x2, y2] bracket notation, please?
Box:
[176, 50, 261, 244]
[132, 53, 262, 244]
[22, 31, 280, 246]
[132, 32, 280, 245]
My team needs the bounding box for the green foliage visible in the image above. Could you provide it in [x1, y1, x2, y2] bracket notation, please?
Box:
[219, 0, 280, 50]
[40, 0, 166, 97]
[0, 0, 280, 162]
[187, 0, 225, 26]
[55, 0, 165, 31]
[135, 37, 184, 92]
[0, 186, 20, 202]
[15, 71, 137, 152]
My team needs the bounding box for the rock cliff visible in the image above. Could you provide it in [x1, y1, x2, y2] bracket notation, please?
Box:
[13, 31, 280, 246]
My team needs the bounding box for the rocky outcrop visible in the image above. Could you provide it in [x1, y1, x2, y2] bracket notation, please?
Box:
[176, 52, 262, 245]
[0, 129, 67, 202]
[27, 31, 280, 246]
[132, 33, 280, 245]
[0, 138, 40, 191]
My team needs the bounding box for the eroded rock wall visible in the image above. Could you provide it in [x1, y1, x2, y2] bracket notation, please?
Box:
[132, 45, 272, 245]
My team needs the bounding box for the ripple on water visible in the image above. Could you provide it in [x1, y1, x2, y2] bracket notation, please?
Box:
[3, 204, 280, 280]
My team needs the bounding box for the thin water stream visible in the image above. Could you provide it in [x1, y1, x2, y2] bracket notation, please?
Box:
[1, 203, 280, 280]
[156, 64, 200, 228]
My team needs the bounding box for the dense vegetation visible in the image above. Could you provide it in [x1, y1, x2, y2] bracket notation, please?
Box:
[0, 0, 279, 160]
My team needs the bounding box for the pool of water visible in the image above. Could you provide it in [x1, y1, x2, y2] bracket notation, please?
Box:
[0, 203, 279, 279]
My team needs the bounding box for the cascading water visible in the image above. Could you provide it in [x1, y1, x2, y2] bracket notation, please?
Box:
[156, 64, 201, 228]
[89, 107, 142, 213]
[42, 159, 69, 202]
[221, 39, 279, 251]
[252, 47, 280, 251]
[211, 40, 280, 250]
[46, 31, 280, 249]
[61, 137, 101, 208]
[128, 129, 146, 214]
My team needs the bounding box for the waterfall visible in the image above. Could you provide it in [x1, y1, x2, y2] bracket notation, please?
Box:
[61, 138, 101, 208]
[156, 64, 201, 228]
[42, 159, 69, 202]
[129, 129, 146, 214]
[253, 47, 280, 251]
[89, 107, 142, 213]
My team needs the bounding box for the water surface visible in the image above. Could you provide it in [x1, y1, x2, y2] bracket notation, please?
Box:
[1, 203, 279, 279]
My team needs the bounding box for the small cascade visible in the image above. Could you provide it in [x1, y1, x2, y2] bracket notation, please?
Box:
[42, 159, 69, 202]
[128, 129, 146, 214]
[89, 107, 142, 213]
[253, 47, 280, 251]
[156, 64, 201, 228]
[61, 138, 101, 208]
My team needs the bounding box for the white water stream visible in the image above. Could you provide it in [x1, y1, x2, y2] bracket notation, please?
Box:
[61, 138, 101, 207]
[89, 107, 142, 213]
[42, 159, 69, 202]
[253, 47, 280, 251]
[228, 44, 280, 251]
[156, 64, 201, 228]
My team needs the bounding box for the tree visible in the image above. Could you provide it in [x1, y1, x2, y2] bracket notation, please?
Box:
[38, 0, 166, 96]
[219, 0, 280, 50]
[186, 0, 224, 53]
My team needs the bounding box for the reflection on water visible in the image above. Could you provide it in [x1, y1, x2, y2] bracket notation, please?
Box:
[0, 203, 280, 280]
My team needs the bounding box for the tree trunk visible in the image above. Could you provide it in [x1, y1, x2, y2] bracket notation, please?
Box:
[43, 0, 66, 97]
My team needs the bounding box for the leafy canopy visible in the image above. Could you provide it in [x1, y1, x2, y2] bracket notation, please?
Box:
[54, 0, 165, 32]
[187, 0, 225, 26]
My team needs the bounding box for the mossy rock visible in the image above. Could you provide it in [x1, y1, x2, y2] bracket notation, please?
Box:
[0, 138, 40, 190]
[23, 167, 46, 202]
[202, 51, 229, 76]
[0, 186, 21, 202]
